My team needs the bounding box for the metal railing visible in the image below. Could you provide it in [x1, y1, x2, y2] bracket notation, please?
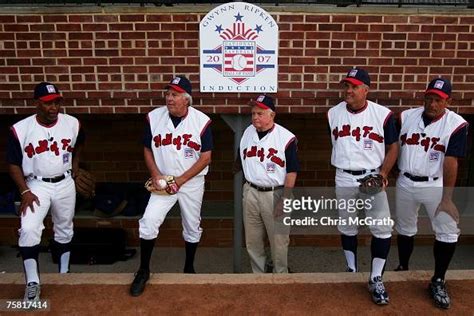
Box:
[0, 0, 472, 7]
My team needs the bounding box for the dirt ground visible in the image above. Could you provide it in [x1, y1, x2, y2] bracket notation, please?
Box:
[1, 280, 473, 315]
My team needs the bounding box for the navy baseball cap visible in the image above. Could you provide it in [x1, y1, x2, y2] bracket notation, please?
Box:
[425, 78, 452, 99]
[166, 75, 192, 95]
[249, 95, 275, 112]
[34, 82, 62, 102]
[341, 67, 371, 87]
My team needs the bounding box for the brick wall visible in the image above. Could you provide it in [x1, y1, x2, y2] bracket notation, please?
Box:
[0, 6, 473, 115]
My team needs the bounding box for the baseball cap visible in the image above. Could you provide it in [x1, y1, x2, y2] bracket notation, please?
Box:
[341, 67, 371, 87]
[249, 95, 275, 112]
[34, 82, 62, 102]
[425, 78, 452, 99]
[165, 75, 192, 95]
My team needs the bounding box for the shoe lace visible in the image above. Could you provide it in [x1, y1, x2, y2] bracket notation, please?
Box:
[27, 284, 38, 299]
[434, 283, 448, 298]
[373, 277, 386, 294]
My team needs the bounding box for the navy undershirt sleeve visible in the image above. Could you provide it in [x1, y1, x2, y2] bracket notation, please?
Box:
[76, 127, 86, 146]
[383, 113, 399, 145]
[143, 120, 152, 149]
[285, 139, 300, 173]
[6, 128, 22, 166]
[446, 125, 468, 158]
[200, 124, 213, 152]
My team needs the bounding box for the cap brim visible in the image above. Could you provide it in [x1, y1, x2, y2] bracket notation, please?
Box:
[166, 84, 186, 94]
[39, 94, 62, 102]
[341, 78, 365, 86]
[425, 89, 449, 99]
[249, 100, 273, 111]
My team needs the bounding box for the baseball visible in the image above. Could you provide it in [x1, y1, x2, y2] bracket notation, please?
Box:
[232, 54, 247, 71]
[158, 179, 167, 189]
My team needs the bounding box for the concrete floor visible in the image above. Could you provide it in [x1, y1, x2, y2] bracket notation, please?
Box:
[1, 244, 473, 274]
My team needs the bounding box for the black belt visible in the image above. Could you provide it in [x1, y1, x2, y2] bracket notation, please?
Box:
[403, 172, 439, 182]
[34, 170, 71, 183]
[247, 182, 284, 192]
[343, 169, 376, 176]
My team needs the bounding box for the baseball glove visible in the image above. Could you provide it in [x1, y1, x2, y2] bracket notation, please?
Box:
[145, 176, 179, 195]
[358, 174, 385, 195]
[74, 169, 96, 199]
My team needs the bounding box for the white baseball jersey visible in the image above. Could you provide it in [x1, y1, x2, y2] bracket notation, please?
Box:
[12, 113, 80, 178]
[328, 101, 392, 170]
[148, 106, 211, 176]
[398, 107, 467, 178]
[240, 123, 296, 187]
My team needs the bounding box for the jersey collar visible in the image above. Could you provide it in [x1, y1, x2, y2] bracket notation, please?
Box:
[35, 114, 59, 128]
[346, 100, 368, 114]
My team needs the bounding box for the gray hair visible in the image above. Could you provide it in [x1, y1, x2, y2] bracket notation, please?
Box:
[183, 92, 193, 106]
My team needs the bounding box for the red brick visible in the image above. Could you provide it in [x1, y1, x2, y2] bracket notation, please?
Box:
[56, 23, 82, 32]
[370, 25, 394, 32]
[358, 16, 382, 23]
[43, 15, 67, 23]
[344, 24, 368, 32]
[421, 25, 445, 32]
[147, 31, 172, 39]
[396, 24, 420, 32]
[0, 50, 15, 57]
[332, 15, 356, 23]
[343, 57, 368, 65]
[292, 23, 317, 31]
[6, 59, 31, 66]
[319, 24, 343, 31]
[68, 33, 92, 40]
[434, 16, 458, 24]
[0, 15, 15, 23]
[161, 23, 187, 31]
[447, 25, 470, 33]
[174, 32, 198, 40]
[317, 58, 342, 65]
[67, 15, 92, 23]
[82, 23, 107, 31]
[457, 34, 474, 41]
[305, 16, 330, 23]
[133, 23, 160, 31]
[121, 32, 145, 40]
[333, 32, 357, 40]
[120, 15, 144, 22]
[146, 15, 172, 22]
[173, 15, 197, 22]
[279, 15, 304, 22]
[384, 16, 408, 23]
[92, 15, 116, 23]
[4, 24, 28, 32]
[409, 16, 433, 24]
[69, 49, 92, 57]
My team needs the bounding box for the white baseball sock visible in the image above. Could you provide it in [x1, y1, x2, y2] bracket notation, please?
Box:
[370, 257, 386, 280]
[60, 252, 70, 273]
[24, 258, 40, 284]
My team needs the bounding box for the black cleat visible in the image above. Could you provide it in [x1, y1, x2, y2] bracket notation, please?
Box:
[368, 276, 389, 305]
[130, 269, 150, 297]
[429, 278, 451, 309]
